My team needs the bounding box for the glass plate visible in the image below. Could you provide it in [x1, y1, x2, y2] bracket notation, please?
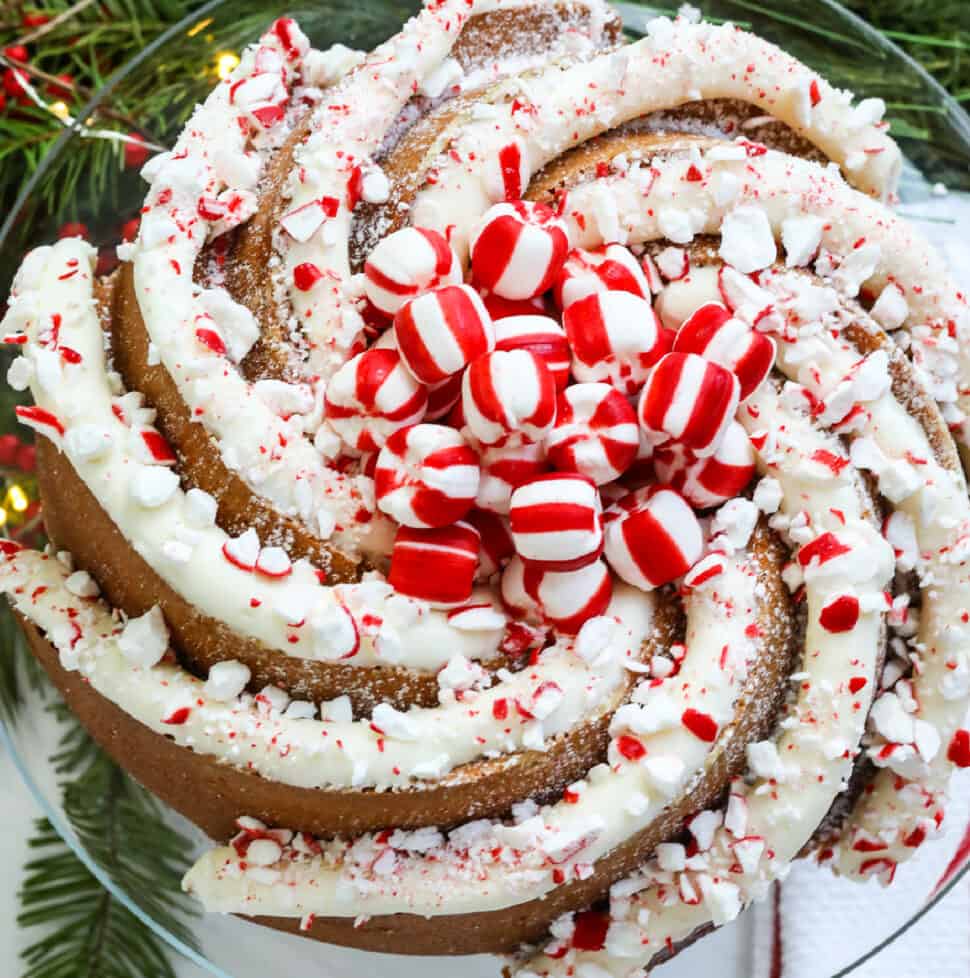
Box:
[2, 2, 969, 976]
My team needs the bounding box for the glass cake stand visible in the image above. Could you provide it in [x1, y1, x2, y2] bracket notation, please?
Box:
[1, 2, 969, 977]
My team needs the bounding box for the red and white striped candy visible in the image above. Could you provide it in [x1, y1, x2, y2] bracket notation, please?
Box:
[553, 244, 650, 310]
[604, 487, 703, 590]
[501, 555, 612, 634]
[324, 348, 428, 454]
[638, 352, 740, 458]
[375, 424, 480, 528]
[563, 291, 667, 395]
[462, 349, 557, 447]
[426, 372, 464, 420]
[546, 383, 639, 485]
[465, 507, 515, 579]
[389, 521, 480, 606]
[672, 302, 776, 400]
[363, 227, 461, 317]
[476, 441, 548, 514]
[394, 284, 494, 385]
[469, 201, 569, 300]
[479, 291, 550, 321]
[653, 421, 756, 509]
[494, 315, 571, 390]
[509, 472, 603, 571]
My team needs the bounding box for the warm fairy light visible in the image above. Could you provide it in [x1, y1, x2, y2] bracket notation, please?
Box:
[187, 17, 213, 37]
[7, 485, 29, 513]
[215, 51, 240, 80]
[0, 508, 8, 528]
[49, 101, 70, 121]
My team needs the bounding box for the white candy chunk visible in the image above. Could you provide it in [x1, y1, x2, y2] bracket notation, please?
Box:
[361, 168, 391, 204]
[688, 809, 722, 851]
[64, 424, 114, 461]
[320, 694, 353, 723]
[870, 283, 908, 330]
[253, 379, 315, 417]
[185, 487, 218, 527]
[575, 616, 617, 663]
[642, 754, 685, 793]
[118, 606, 169, 668]
[65, 570, 99, 598]
[698, 875, 742, 925]
[246, 839, 283, 867]
[746, 740, 787, 781]
[204, 659, 251, 701]
[7, 356, 33, 391]
[782, 215, 824, 267]
[130, 466, 180, 508]
[656, 842, 687, 871]
[870, 691, 915, 744]
[849, 97, 885, 129]
[303, 43, 365, 88]
[198, 288, 259, 362]
[719, 206, 776, 273]
[834, 243, 881, 297]
[711, 498, 758, 551]
[310, 602, 358, 660]
[753, 476, 783, 515]
[371, 702, 419, 740]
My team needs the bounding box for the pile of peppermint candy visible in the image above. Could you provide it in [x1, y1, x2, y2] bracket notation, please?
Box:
[324, 199, 775, 627]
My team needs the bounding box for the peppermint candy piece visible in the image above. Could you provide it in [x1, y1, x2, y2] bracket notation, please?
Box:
[501, 555, 612, 635]
[394, 284, 494, 385]
[493, 315, 571, 391]
[388, 521, 480, 606]
[375, 424, 480, 528]
[672, 302, 776, 400]
[363, 227, 461, 317]
[604, 486, 703, 590]
[653, 421, 756, 509]
[509, 472, 603, 571]
[546, 383, 639, 485]
[638, 352, 740, 457]
[324, 348, 428, 454]
[469, 201, 569, 300]
[425, 372, 464, 421]
[563, 291, 668, 395]
[479, 291, 550, 321]
[553, 243, 651, 310]
[462, 349, 557, 448]
[465, 507, 515, 579]
[476, 441, 548, 515]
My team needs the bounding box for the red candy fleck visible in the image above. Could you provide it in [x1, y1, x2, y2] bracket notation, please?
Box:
[819, 594, 860, 633]
[616, 734, 647, 761]
[947, 729, 970, 768]
[682, 708, 718, 743]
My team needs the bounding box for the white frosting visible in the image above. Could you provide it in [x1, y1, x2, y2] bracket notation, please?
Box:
[2, 239, 505, 672]
[184, 547, 774, 917]
[0, 548, 650, 790]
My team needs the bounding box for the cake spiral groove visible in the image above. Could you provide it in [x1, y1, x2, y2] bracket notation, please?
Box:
[1, 1, 969, 973]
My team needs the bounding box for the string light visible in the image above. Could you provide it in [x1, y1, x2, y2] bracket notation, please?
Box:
[215, 51, 240, 80]
[0, 508, 8, 528]
[7, 485, 29, 513]
[186, 17, 213, 37]
[49, 100, 70, 121]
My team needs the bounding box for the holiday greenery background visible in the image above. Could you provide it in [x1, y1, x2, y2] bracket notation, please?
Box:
[0, 1, 967, 976]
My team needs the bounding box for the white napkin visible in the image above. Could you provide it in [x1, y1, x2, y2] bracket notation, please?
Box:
[750, 769, 970, 978]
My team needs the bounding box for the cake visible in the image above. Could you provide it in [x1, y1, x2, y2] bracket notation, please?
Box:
[2, 0, 969, 973]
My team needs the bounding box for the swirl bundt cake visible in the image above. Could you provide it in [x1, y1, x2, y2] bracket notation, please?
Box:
[2, 0, 969, 973]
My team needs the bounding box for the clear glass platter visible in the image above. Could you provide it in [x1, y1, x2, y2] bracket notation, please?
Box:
[1, 1, 969, 976]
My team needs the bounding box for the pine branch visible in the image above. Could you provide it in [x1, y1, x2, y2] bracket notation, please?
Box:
[0, 603, 44, 725]
[17, 707, 201, 978]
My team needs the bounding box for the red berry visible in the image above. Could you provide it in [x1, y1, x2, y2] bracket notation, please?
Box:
[4, 45, 29, 63]
[123, 132, 150, 169]
[121, 217, 140, 242]
[0, 434, 20, 465]
[46, 73, 73, 99]
[58, 222, 89, 240]
[3, 67, 28, 98]
[0, 92, 7, 113]
[21, 12, 51, 28]
[15, 444, 36, 473]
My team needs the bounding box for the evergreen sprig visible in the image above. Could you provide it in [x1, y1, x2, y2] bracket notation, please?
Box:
[0, 605, 43, 724]
[8, 668, 200, 978]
